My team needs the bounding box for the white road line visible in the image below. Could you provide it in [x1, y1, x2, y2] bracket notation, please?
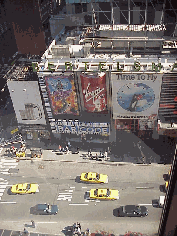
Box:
[0, 169, 9, 171]
[0, 193, 4, 196]
[136, 187, 153, 189]
[0, 189, 5, 192]
[65, 190, 73, 192]
[69, 203, 88, 206]
[138, 204, 152, 205]
[85, 200, 90, 202]
[0, 202, 17, 204]
[82, 187, 87, 188]
[0, 178, 7, 180]
[0, 182, 8, 184]
[1, 172, 9, 175]
[0, 186, 7, 188]
[3, 163, 18, 166]
[35, 222, 58, 223]
[1, 160, 17, 163]
[70, 187, 75, 188]
[58, 192, 73, 195]
[57, 196, 72, 199]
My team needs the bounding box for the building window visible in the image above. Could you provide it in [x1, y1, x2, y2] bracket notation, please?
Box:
[82, 3, 87, 13]
[75, 3, 82, 14]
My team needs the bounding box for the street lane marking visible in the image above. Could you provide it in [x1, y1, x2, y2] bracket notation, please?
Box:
[69, 203, 88, 205]
[1, 160, 17, 162]
[138, 204, 152, 205]
[82, 187, 87, 188]
[0, 189, 6, 192]
[0, 193, 4, 196]
[58, 192, 72, 195]
[0, 202, 17, 204]
[3, 163, 18, 166]
[65, 190, 73, 192]
[70, 187, 75, 188]
[136, 187, 154, 189]
[35, 222, 57, 223]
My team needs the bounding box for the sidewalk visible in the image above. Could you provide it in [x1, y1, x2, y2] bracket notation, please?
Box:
[9, 139, 162, 166]
[0, 220, 157, 236]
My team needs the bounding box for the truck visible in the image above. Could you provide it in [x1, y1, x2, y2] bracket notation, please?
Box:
[152, 196, 165, 208]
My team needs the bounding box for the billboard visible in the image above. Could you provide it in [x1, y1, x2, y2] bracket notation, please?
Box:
[51, 119, 110, 136]
[80, 73, 108, 113]
[7, 81, 46, 125]
[45, 75, 79, 115]
[111, 73, 163, 119]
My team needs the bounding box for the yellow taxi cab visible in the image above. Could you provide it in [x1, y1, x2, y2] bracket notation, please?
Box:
[88, 188, 119, 200]
[80, 172, 108, 183]
[11, 183, 39, 194]
[16, 152, 25, 157]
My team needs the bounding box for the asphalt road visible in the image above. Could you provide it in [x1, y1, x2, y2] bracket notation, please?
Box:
[0, 158, 170, 235]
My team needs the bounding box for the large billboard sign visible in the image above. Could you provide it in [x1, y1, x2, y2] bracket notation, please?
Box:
[111, 73, 162, 119]
[7, 81, 46, 125]
[45, 75, 79, 115]
[80, 73, 108, 113]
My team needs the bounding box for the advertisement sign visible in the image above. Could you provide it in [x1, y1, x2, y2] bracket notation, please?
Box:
[7, 81, 46, 125]
[45, 75, 79, 115]
[138, 115, 157, 130]
[159, 76, 177, 119]
[111, 73, 163, 119]
[115, 119, 132, 130]
[51, 120, 110, 136]
[80, 73, 108, 113]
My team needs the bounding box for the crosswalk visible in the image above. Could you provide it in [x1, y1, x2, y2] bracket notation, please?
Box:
[57, 187, 75, 201]
[0, 159, 19, 175]
[0, 178, 8, 200]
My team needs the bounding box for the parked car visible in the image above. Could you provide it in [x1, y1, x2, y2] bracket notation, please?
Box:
[33, 203, 58, 215]
[117, 205, 148, 217]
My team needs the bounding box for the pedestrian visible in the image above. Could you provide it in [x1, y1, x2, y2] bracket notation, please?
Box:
[78, 222, 81, 230]
[88, 149, 91, 157]
[23, 228, 28, 234]
[65, 145, 69, 154]
[59, 145, 62, 152]
[31, 220, 35, 228]
[99, 151, 102, 157]
[104, 150, 108, 159]
[68, 141, 71, 147]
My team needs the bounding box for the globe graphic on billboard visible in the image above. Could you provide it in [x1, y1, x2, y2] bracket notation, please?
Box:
[117, 83, 155, 112]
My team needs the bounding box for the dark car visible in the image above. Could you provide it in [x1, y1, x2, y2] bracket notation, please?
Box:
[33, 204, 58, 215]
[117, 205, 148, 217]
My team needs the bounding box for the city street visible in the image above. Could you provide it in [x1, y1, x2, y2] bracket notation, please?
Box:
[0, 150, 170, 235]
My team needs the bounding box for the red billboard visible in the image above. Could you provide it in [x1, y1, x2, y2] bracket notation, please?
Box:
[80, 73, 108, 113]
